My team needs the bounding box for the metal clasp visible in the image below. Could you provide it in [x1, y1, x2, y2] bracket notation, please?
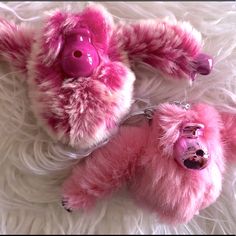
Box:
[171, 101, 191, 110]
[144, 108, 155, 120]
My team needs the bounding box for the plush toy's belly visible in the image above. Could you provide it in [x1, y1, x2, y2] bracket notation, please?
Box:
[27, 58, 135, 150]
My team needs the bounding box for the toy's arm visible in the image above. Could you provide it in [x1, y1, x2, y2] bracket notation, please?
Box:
[220, 112, 236, 163]
[109, 20, 212, 81]
[62, 124, 149, 211]
[0, 18, 34, 76]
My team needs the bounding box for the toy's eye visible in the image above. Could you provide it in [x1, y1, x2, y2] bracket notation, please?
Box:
[196, 149, 205, 157]
[61, 28, 100, 78]
[182, 123, 204, 139]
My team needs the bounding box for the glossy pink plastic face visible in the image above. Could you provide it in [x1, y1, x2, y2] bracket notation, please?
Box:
[174, 123, 210, 170]
[61, 28, 100, 78]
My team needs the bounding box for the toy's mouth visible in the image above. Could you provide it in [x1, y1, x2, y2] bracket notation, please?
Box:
[183, 149, 209, 170]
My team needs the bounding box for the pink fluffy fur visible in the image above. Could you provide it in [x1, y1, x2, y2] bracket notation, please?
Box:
[220, 112, 236, 163]
[0, 18, 34, 76]
[62, 103, 230, 225]
[109, 20, 203, 80]
[0, 3, 211, 150]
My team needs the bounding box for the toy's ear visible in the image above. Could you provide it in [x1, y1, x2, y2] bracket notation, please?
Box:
[80, 3, 114, 51]
[41, 10, 72, 65]
[42, 4, 114, 65]
[149, 104, 187, 158]
[0, 18, 34, 76]
[220, 112, 236, 163]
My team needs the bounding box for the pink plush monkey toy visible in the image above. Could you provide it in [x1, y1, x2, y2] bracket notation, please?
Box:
[0, 3, 212, 151]
[62, 102, 236, 225]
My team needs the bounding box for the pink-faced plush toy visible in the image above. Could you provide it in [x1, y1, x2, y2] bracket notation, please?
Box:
[61, 102, 236, 225]
[0, 4, 213, 151]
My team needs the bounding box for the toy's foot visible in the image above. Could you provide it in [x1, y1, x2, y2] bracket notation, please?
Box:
[61, 198, 72, 213]
[61, 190, 96, 212]
[195, 53, 213, 75]
[191, 53, 213, 80]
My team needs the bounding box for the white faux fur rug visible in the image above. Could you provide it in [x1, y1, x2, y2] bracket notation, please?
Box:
[0, 1, 236, 234]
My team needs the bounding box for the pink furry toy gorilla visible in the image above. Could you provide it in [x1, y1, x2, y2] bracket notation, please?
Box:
[0, 3, 212, 152]
[62, 102, 236, 224]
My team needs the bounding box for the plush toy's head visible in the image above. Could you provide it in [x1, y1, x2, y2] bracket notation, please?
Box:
[133, 103, 225, 224]
[0, 3, 213, 151]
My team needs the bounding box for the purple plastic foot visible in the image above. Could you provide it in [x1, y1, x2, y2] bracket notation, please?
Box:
[194, 53, 213, 76]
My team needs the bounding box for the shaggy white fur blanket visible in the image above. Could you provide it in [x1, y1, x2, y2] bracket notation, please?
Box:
[0, 1, 236, 234]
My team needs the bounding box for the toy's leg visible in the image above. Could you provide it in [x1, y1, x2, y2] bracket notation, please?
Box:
[220, 112, 236, 163]
[109, 21, 212, 81]
[0, 18, 34, 76]
[62, 125, 148, 212]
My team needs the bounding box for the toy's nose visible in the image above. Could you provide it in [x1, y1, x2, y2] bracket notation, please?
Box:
[61, 29, 100, 78]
